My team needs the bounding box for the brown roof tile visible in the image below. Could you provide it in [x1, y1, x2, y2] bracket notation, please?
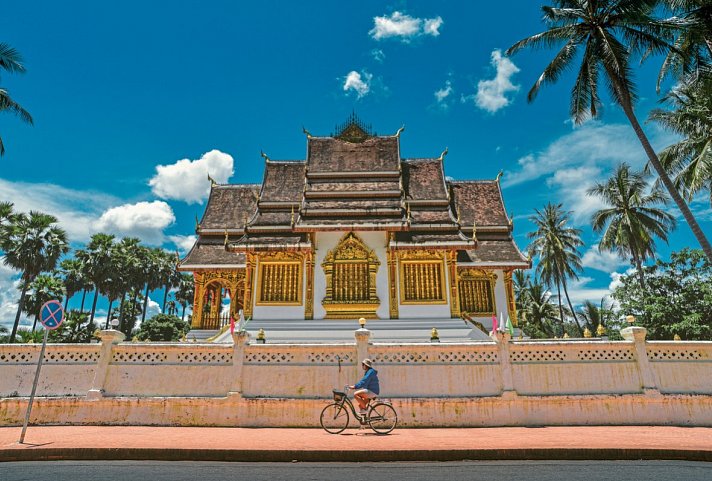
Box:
[200, 185, 260, 230]
[260, 162, 305, 203]
[180, 236, 245, 268]
[460, 239, 529, 265]
[307, 137, 400, 173]
[450, 181, 509, 227]
[403, 159, 448, 201]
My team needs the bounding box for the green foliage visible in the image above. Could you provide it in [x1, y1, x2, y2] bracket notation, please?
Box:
[48, 310, 97, 343]
[16, 328, 44, 343]
[0, 42, 33, 156]
[613, 249, 712, 340]
[136, 314, 190, 342]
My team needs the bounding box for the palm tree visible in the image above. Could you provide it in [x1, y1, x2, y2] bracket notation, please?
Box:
[1, 211, 68, 342]
[76, 233, 115, 325]
[519, 278, 560, 338]
[58, 258, 90, 311]
[175, 273, 194, 322]
[578, 298, 613, 335]
[588, 164, 676, 287]
[23, 273, 66, 331]
[507, 0, 712, 261]
[156, 250, 181, 312]
[113, 237, 142, 329]
[649, 75, 712, 206]
[140, 248, 164, 323]
[657, 0, 712, 86]
[0, 43, 33, 156]
[528, 203, 584, 335]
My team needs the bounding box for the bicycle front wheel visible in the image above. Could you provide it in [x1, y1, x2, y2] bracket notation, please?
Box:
[320, 403, 350, 434]
[368, 402, 397, 434]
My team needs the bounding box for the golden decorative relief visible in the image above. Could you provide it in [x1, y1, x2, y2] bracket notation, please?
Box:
[397, 250, 447, 305]
[447, 251, 460, 318]
[192, 270, 246, 329]
[322, 232, 380, 319]
[387, 249, 399, 319]
[255, 252, 304, 306]
[304, 251, 314, 320]
[458, 268, 496, 317]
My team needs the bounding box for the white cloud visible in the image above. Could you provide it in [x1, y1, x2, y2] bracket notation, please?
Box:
[343, 70, 372, 98]
[149, 149, 234, 205]
[0, 259, 23, 331]
[369, 12, 443, 41]
[581, 244, 628, 273]
[470, 49, 520, 113]
[95, 201, 175, 245]
[371, 48, 385, 63]
[565, 273, 623, 307]
[170, 234, 197, 255]
[434, 79, 453, 103]
[0, 178, 118, 242]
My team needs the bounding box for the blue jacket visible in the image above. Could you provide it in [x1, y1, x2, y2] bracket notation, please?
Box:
[355, 368, 380, 395]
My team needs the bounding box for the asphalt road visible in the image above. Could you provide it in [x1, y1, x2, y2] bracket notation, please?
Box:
[2, 460, 711, 481]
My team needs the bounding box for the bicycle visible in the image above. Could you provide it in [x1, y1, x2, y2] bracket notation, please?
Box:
[320, 385, 398, 434]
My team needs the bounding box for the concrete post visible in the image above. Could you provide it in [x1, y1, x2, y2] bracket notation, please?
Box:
[355, 328, 371, 379]
[621, 326, 659, 395]
[228, 331, 250, 397]
[87, 329, 125, 400]
[492, 330, 517, 398]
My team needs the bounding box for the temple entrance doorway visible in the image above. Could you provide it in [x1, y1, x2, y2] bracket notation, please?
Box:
[201, 279, 244, 330]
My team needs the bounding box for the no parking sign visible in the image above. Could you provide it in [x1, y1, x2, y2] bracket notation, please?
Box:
[39, 300, 64, 330]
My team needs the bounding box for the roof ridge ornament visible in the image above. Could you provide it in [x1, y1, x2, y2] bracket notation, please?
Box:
[496, 170, 504, 182]
[333, 111, 373, 143]
[438, 147, 448, 161]
[207, 173, 217, 187]
[472, 221, 477, 242]
[260, 150, 270, 162]
[394, 125, 405, 137]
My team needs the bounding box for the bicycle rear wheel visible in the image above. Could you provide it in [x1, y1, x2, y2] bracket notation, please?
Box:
[320, 403, 350, 434]
[368, 402, 397, 434]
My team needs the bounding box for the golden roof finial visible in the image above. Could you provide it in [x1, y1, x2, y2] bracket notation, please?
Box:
[224, 228, 229, 247]
[394, 125, 405, 137]
[302, 126, 313, 138]
[260, 150, 270, 162]
[207, 173, 217, 187]
[456, 205, 461, 224]
[509, 212, 514, 229]
[290, 205, 295, 226]
[496, 170, 504, 183]
[438, 147, 449, 161]
[406, 203, 411, 224]
[472, 221, 477, 242]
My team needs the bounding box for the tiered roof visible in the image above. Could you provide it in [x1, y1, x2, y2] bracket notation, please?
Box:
[179, 117, 529, 270]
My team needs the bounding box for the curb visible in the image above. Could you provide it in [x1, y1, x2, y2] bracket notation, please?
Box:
[1, 447, 711, 463]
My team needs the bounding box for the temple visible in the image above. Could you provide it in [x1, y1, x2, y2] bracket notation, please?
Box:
[179, 115, 530, 330]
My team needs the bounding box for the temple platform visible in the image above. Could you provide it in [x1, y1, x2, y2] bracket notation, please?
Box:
[194, 318, 491, 344]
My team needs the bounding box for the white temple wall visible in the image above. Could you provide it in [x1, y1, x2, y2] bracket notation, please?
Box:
[312, 231, 389, 320]
[251, 256, 307, 320]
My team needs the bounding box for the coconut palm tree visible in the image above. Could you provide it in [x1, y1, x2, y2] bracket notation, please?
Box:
[649, 75, 712, 206]
[23, 273, 66, 331]
[112, 237, 142, 329]
[58, 258, 90, 311]
[528, 203, 584, 335]
[588, 164, 676, 287]
[140, 247, 164, 323]
[76, 233, 115, 325]
[657, 0, 712, 86]
[175, 273, 194, 322]
[578, 298, 614, 335]
[507, 0, 712, 261]
[519, 278, 560, 338]
[1, 211, 68, 342]
[0, 43, 33, 156]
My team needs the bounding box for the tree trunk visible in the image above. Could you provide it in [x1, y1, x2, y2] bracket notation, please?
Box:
[162, 284, 169, 312]
[105, 299, 114, 329]
[32, 316, 38, 332]
[556, 282, 565, 336]
[561, 279, 583, 337]
[118, 292, 126, 331]
[89, 288, 99, 324]
[606, 67, 712, 262]
[80, 289, 87, 313]
[10, 282, 29, 343]
[141, 284, 150, 322]
[63, 294, 69, 312]
[181, 304, 186, 322]
[632, 253, 646, 289]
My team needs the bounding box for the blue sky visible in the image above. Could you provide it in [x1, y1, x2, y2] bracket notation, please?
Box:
[1, 1, 710, 328]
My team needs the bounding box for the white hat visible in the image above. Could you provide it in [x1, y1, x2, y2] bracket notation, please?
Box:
[362, 358, 373, 368]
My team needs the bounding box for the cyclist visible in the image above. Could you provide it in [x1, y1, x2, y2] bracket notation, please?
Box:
[350, 358, 379, 417]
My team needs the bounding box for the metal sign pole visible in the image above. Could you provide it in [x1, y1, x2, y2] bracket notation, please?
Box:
[19, 328, 49, 444]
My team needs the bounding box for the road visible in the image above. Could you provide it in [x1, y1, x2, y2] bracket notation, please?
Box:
[3, 460, 711, 481]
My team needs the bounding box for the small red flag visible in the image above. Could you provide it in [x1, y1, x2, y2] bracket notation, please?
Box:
[230, 315, 235, 335]
[491, 314, 498, 333]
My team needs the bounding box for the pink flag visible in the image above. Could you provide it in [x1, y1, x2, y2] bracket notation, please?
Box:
[230, 315, 235, 335]
[491, 314, 498, 333]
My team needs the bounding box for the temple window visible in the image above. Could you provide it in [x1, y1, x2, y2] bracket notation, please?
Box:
[255, 253, 303, 305]
[458, 268, 497, 316]
[399, 257, 447, 304]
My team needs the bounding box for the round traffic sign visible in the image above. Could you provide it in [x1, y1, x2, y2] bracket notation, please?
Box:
[39, 300, 64, 330]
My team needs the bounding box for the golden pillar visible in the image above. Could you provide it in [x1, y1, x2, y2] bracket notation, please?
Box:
[504, 270, 518, 326]
[191, 272, 205, 328]
[305, 250, 314, 320]
[387, 249, 399, 319]
[243, 253, 256, 319]
[447, 250, 461, 318]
